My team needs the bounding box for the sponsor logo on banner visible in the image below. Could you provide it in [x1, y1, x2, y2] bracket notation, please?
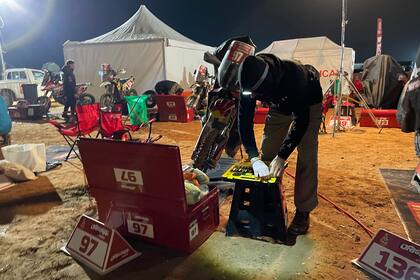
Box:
[113, 168, 143, 191]
[353, 229, 420, 280]
[64, 215, 140, 275]
[319, 69, 339, 78]
[169, 114, 178, 121]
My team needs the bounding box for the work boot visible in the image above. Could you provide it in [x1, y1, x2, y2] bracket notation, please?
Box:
[288, 210, 310, 235]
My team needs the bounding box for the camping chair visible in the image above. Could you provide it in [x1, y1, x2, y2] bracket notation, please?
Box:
[99, 110, 139, 141]
[48, 103, 100, 160]
[124, 95, 160, 142]
[99, 97, 157, 142]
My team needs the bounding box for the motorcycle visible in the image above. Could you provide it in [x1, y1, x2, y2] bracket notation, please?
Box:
[186, 65, 214, 117]
[36, 69, 95, 111]
[191, 37, 256, 172]
[99, 64, 137, 111]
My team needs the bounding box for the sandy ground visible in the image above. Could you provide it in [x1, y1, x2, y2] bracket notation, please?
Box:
[0, 112, 417, 280]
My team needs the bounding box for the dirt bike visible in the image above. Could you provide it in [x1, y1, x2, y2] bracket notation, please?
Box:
[186, 65, 214, 117]
[99, 66, 137, 111]
[191, 38, 256, 172]
[36, 69, 95, 111]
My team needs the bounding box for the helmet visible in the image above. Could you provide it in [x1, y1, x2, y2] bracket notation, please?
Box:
[239, 55, 272, 99]
[217, 40, 255, 91]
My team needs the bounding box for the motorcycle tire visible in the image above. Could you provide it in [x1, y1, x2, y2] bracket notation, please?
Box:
[146, 95, 156, 108]
[191, 127, 220, 172]
[100, 93, 114, 110]
[78, 93, 95, 105]
[141, 90, 156, 108]
[36, 96, 51, 112]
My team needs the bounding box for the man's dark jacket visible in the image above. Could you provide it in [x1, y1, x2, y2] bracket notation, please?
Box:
[62, 65, 76, 97]
[239, 54, 323, 160]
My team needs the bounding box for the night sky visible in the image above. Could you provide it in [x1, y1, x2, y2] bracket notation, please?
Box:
[1, 0, 419, 69]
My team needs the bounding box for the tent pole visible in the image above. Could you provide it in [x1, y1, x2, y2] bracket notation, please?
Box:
[162, 38, 167, 80]
[333, 0, 347, 137]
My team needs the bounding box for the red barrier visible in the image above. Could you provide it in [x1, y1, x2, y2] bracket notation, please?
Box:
[359, 109, 400, 128]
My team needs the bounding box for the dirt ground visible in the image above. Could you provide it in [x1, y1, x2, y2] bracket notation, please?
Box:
[0, 113, 417, 280]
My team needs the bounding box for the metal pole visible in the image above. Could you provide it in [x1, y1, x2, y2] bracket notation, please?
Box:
[333, 0, 347, 137]
[0, 16, 5, 80]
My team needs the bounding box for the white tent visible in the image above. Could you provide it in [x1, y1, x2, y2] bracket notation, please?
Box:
[260, 36, 355, 93]
[63, 5, 214, 99]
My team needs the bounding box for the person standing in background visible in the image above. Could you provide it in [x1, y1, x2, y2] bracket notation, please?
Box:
[62, 60, 76, 121]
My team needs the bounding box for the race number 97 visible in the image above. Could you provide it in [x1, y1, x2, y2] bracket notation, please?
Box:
[79, 235, 98, 256]
[114, 168, 143, 186]
[374, 251, 420, 279]
[127, 219, 154, 239]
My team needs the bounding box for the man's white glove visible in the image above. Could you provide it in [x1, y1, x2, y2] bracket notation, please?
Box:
[269, 155, 286, 178]
[250, 157, 270, 178]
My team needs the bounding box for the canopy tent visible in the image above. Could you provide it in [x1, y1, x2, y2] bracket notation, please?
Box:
[63, 5, 214, 99]
[361, 54, 405, 109]
[259, 36, 355, 94]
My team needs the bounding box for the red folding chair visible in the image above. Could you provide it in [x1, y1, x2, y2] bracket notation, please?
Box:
[49, 103, 100, 160]
[98, 110, 158, 141]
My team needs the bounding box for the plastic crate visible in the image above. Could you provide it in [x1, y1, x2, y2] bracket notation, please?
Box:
[78, 138, 219, 253]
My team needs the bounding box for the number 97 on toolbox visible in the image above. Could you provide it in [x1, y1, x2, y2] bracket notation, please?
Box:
[354, 229, 420, 280]
[127, 214, 154, 239]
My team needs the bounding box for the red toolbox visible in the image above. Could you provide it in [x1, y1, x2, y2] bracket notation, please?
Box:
[155, 95, 194, 122]
[359, 109, 400, 128]
[254, 107, 269, 124]
[78, 138, 219, 253]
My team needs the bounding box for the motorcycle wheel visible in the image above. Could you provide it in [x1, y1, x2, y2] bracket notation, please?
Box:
[191, 125, 220, 172]
[78, 93, 95, 105]
[36, 96, 51, 112]
[100, 93, 114, 110]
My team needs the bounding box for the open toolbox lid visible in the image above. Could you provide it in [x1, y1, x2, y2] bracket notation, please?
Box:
[78, 138, 187, 204]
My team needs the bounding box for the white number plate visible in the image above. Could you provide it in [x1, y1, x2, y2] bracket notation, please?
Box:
[114, 168, 143, 190]
[127, 219, 154, 239]
[67, 228, 109, 269]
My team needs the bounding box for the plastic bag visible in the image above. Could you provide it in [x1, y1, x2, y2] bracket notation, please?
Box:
[1, 144, 46, 172]
[184, 182, 202, 205]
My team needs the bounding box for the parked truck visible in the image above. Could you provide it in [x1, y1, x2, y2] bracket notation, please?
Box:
[0, 68, 44, 107]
